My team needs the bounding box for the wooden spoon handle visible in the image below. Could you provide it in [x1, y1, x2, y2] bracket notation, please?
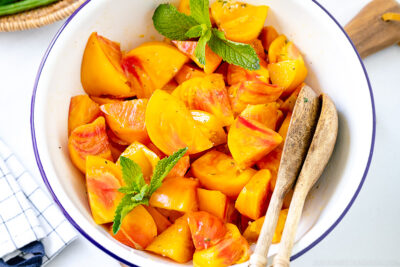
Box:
[345, 0, 400, 58]
[271, 187, 307, 267]
[249, 188, 286, 267]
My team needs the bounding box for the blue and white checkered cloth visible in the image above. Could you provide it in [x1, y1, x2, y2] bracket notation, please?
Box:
[0, 139, 77, 266]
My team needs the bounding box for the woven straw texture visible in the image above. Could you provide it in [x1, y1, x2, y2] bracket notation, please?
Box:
[0, 0, 86, 32]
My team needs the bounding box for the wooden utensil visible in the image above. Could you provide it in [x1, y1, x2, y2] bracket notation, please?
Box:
[249, 85, 321, 267]
[345, 0, 400, 58]
[272, 94, 338, 267]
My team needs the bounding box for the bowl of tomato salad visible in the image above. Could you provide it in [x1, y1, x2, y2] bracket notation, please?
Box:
[31, 0, 375, 266]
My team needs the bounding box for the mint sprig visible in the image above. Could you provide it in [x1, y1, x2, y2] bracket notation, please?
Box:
[152, 0, 260, 70]
[189, 0, 212, 27]
[112, 147, 188, 234]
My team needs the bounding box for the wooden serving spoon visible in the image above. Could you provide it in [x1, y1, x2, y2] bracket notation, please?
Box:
[249, 85, 321, 267]
[271, 94, 338, 267]
[345, 0, 400, 58]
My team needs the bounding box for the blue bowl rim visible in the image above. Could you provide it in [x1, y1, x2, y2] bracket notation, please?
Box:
[30, 0, 376, 266]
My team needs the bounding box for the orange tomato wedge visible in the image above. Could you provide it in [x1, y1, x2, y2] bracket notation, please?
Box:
[173, 74, 234, 126]
[146, 215, 194, 263]
[211, 0, 269, 43]
[187, 211, 227, 250]
[240, 102, 283, 131]
[68, 95, 100, 136]
[193, 223, 250, 267]
[86, 156, 123, 224]
[68, 117, 113, 173]
[235, 169, 272, 220]
[145, 90, 213, 155]
[110, 205, 157, 249]
[191, 150, 257, 198]
[100, 99, 149, 144]
[149, 177, 199, 213]
[173, 41, 222, 74]
[228, 116, 282, 168]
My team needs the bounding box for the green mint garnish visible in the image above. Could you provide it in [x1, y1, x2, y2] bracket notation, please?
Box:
[152, 0, 260, 70]
[189, 0, 212, 27]
[112, 147, 188, 234]
[208, 28, 260, 70]
[185, 24, 206, 38]
[152, 4, 198, 41]
[195, 28, 212, 65]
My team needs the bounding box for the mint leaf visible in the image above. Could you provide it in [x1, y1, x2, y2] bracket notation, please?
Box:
[190, 0, 211, 27]
[212, 28, 225, 39]
[186, 24, 207, 38]
[148, 147, 188, 195]
[118, 186, 137, 194]
[208, 29, 260, 70]
[195, 29, 212, 65]
[152, 1, 260, 71]
[153, 4, 199, 41]
[112, 195, 146, 234]
[119, 156, 145, 193]
[131, 184, 149, 202]
[113, 148, 188, 234]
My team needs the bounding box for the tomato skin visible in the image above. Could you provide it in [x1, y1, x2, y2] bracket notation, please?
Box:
[193, 223, 250, 267]
[240, 102, 283, 131]
[197, 188, 228, 220]
[211, 1, 269, 43]
[173, 74, 234, 127]
[116, 141, 159, 183]
[175, 64, 206, 84]
[149, 177, 199, 213]
[68, 117, 113, 173]
[100, 99, 149, 144]
[81, 32, 134, 97]
[145, 90, 213, 155]
[144, 206, 172, 235]
[123, 41, 189, 98]
[227, 59, 269, 86]
[146, 215, 194, 263]
[228, 116, 283, 168]
[235, 169, 273, 220]
[260, 26, 279, 51]
[68, 95, 101, 136]
[229, 81, 284, 115]
[191, 110, 227, 147]
[191, 150, 257, 198]
[86, 156, 123, 224]
[173, 41, 222, 74]
[109, 205, 157, 250]
[187, 211, 227, 250]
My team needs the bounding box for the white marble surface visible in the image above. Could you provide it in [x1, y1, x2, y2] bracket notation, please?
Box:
[0, 0, 399, 266]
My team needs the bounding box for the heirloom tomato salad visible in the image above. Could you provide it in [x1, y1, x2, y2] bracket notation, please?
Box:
[67, 0, 308, 265]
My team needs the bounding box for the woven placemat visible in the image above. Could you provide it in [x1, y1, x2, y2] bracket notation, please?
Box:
[0, 0, 86, 32]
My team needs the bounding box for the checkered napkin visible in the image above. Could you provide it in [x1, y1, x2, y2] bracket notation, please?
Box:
[0, 139, 77, 265]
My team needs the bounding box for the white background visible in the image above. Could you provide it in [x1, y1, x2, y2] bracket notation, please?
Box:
[0, 0, 399, 266]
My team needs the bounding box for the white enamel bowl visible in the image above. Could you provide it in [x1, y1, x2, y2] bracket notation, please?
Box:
[31, 0, 375, 266]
